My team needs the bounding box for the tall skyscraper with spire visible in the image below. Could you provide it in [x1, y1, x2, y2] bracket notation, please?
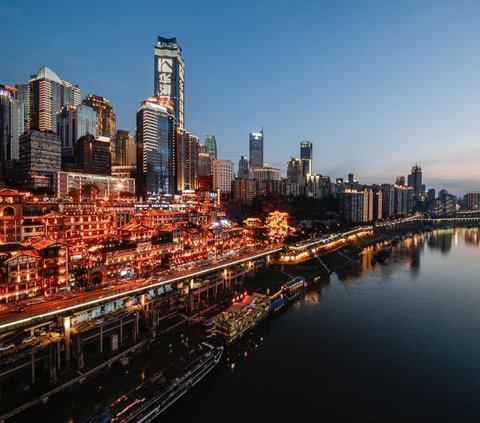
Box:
[154, 36, 185, 128]
[249, 128, 264, 169]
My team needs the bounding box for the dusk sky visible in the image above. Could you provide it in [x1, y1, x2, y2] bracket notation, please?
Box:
[1, 0, 479, 195]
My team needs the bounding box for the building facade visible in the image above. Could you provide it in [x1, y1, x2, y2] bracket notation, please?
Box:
[300, 141, 313, 176]
[175, 128, 199, 192]
[19, 130, 62, 191]
[136, 97, 175, 198]
[74, 134, 112, 176]
[238, 155, 249, 179]
[212, 160, 234, 194]
[154, 36, 185, 128]
[249, 130, 264, 169]
[27, 66, 80, 133]
[0, 85, 23, 182]
[114, 130, 136, 166]
[55, 171, 135, 199]
[57, 104, 96, 159]
[205, 135, 217, 160]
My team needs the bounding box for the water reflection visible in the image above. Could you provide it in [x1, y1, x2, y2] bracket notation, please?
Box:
[464, 228, 480, 247]
[427, 229, 453, 254]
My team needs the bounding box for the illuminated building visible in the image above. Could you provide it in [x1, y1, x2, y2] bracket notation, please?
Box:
[74, 134, 112, 175]
[54, 171, 135, 199]
[205, 135, 217, 160]
[0, 84, 23, 182]
[338, 189, 379, 222]
[232, 178, 257, 205]
[304, 174, 332, 199]
[393, 184, 413, 215]
[82, 94, 116, 163]
[114, 130, 136, 166]
[408, 163, 423, 204]
[249, 130, 263, 169]
[175, 128, 199, 192]
[81, 94, 116, 139]
[19, 130, 61, 191]
[300, 141, 313, 176]
[136, 97, 175, 198]
[27, 66, 80, 132]
[0, 188, 27, 243]
[464, 192, 480, 210]
[154, 36, 185, 128]
[212, 160, 233, 194]
[57, 104, 96, 159]
[287, 157, 307, 185]
[251, 165, 281, 181]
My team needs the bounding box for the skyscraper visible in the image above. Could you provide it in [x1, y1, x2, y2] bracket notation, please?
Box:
[82, 94, 116, 139]
[27, 66, 80, 132]
[0, 85, 23, 182]
[249, 129, 263, 169]
[212, 160, 234, 194]
[408, 163, 423, 204]
[114, 130, 136, 166]
[57, 104, 96, 159]
[19, 130, 61, 191]
[238, 156, 249, 179]
[300, 141, 313, 175]
[154, 36, 185, 128]
[205, 135, 217, 160]
[136, 97, 175, 198]
[74, 134, 111, 176]
[175, 128, 199, 191]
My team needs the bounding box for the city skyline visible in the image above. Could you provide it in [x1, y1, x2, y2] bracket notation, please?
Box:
[1, 1, 480, 195]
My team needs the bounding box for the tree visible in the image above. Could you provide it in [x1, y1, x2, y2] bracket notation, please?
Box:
[67, 188, 80, 202]
[81, 183, 99, 201]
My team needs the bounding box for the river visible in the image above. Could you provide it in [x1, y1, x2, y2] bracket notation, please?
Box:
[14, 228, 480, 422]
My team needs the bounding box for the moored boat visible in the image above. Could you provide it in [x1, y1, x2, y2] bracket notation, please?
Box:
[89, 343, 223, 423]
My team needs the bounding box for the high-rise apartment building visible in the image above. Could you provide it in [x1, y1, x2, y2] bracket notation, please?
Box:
[154, 36, 185, 128]
[212, 160, 234, 194]
[205, 135, 217, 160]
[27, 66, 80, 132]
[57, 104, 96, 158]
[464, 192, 480, 210]
[408, 163, 423, 204]
[114, 130, 136, 166]
[238, 155, 249, 179]
[300, 141, 313, 175]
[249, 129, 263, 169]
[136, 97, 175, 198]
[82, 93, 116, 161]
[19, 130, 61, 191]
[287, 157, 307, 185]
[175, 128, 199, 192]
[74, 134, 111, 176]
[0, 85, 23, 182]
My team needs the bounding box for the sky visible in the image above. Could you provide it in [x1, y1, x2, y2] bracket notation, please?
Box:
[1, 0, 479, 196]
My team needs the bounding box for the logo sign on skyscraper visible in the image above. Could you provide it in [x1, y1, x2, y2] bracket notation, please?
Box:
[157, 58, 173, 97]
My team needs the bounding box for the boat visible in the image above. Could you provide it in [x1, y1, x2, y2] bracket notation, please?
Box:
[270, 297, 287, 314]
[281, 276, 306, 299]
[89, 343, 223, 423]
[214, 293, 271, 345]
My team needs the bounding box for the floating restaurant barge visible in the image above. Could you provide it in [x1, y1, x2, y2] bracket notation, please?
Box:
[281, 276, 306, 299]
[214, 293, 271, 345]
[89, 343, 223, 423]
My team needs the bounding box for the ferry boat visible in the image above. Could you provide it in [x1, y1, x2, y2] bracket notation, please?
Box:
[281, 276, 306, 299]
[89, 343, 223, 423]
[214, 293, 271, 345]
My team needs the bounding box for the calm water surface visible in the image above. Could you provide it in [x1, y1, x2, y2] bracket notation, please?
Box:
[17, 228, 480, 422]
[163, 228, 480, 422]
